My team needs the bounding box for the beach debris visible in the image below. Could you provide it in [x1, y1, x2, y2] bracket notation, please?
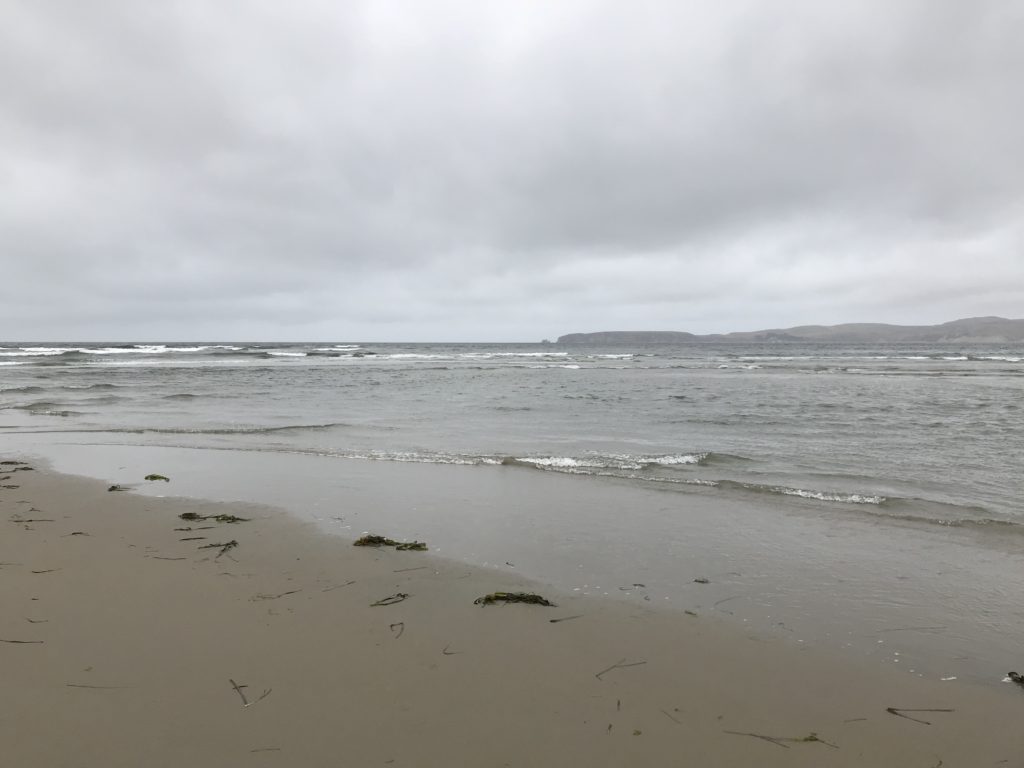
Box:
[250, 748, 282, 753]
[693, 577, 710, 584]
[595, 658, 647, 680]
[12, 466, 34, 471]
[199, 540, 238, 559]
[885, 707, 954, 725]
[661, 708, 682, 724]
[251, 589, 302, 601]
[25, 618, 48, 624]
[393, 566, 428, 573]
[145, 474, 170, 482]
[724, 730, 838, 749]
[354, 534, 427, 551]
[0, 637, 44, 644]
[684, 610, 698, 616]
[879, 625, 947, 633]
[549, 614, 583, 623]
[371, 592, 409, 607]
[390, 622, 405, 638]
[474, 591, 556, 607]
[321, 580, 356, 592]
[0, 460, 28, 465]
[64, 531, 88, 536]
[179, 536, 206, 541]
[31, 569, 60, 574]
[229, 678, 272, 708]
[151, 556, 187, 561]
[107, 485, 126, 492]
[66, 683, 131, 690]
[1006, 671, 1024, 687]
[442, 644, 461, 655]
[178, 512, 249, 523]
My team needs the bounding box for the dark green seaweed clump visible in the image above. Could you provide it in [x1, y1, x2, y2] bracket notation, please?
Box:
[178, 512, 249, 524]
[474, 592, 556, 607]
[354, 534, 427, 551]
[145, 474, 170, 482]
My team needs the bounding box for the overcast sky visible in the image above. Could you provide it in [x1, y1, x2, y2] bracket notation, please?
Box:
[1, 1, 1021, 341]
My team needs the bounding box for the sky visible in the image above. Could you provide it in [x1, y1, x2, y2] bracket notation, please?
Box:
[1, 1, 1022, 341]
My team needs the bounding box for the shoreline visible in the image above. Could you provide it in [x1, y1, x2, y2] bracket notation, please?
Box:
[2, 458, 1021, 766]
[12, 438, 1024, 687]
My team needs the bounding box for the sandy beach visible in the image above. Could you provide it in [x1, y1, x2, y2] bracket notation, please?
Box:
[2, 458, 1021, 767]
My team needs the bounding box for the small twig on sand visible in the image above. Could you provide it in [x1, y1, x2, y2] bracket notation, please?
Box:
[661, 709, 682, 724]
[390, 622, 405, 638]
[251, 589, 301, 601]
[199, 540, 238, 559]
[250, 748, 282, 753]
[31, 569, 60, 574]
[393, 566, 428, 573]
[152, 556, 187, 561]
[724, 730, 838, 749]
[321, 580, 356, 592]
[66, 683, 131, 689]
[25, 618, 48, 624]
[549, 614, 584, 623]
[230, 679, 272, 708]
[595, 658, 647, 680]
[885, 708, 954, 725]
[179, 536, 206, 541]
[0, 638, 43, 644]
[724, 730, 789, 748]
[713, 596, 741, 613]
[371, 592, 409, 607]
[442, 644, 461, 655]
[879, 626, 946, 633]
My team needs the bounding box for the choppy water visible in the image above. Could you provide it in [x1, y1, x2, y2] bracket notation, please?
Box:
[3, 340, 1023, 683]
[1, 341, 1021, 531]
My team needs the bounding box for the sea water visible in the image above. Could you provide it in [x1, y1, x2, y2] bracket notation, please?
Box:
[1, 341, 1022, 683]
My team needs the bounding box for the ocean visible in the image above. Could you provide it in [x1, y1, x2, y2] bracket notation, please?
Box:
[2, 340, 1022, 683]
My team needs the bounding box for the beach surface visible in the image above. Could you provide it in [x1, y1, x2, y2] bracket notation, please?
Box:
[2, 459, 1021, 767]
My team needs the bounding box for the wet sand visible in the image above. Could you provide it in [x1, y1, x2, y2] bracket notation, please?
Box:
[1, 459, 1021, 767]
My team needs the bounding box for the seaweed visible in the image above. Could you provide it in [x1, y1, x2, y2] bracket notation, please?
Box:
[199, 540, 238, 559]
[474, 591, 556, 607]
[1008, 671, 1024, 687]
[178, 511, 249, 524]
[354, 534, 427, 551]
[107, 485, 126, 492]
[371, 592, 409, 607]
[144, 474, 170, 482]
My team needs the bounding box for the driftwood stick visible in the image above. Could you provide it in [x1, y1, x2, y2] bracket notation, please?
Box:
[230, 679, 270, 707]
[724, 730, 790, 748]
[321, 580, 356, 592]
[880, 708, 950, 729]
[251, 589, 302, 601]
[595, 658, 647, 680]
[549, 614, 584, 624]
[0, 638, 43, 644]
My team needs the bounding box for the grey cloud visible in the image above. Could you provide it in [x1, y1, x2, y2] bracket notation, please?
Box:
[1, 0, 1022, 340]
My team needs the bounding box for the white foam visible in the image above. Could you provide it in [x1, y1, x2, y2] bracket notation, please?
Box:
[647, 453, 706, 466]
[267, 351, 307, 357]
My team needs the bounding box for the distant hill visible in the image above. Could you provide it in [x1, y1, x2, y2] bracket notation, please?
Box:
[557, 317, 1024, 344]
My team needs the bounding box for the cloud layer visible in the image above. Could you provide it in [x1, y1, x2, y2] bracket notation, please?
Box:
[2, 1, 1021, 340]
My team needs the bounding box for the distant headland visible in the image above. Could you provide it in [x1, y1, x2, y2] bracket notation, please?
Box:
[557, 317, 1024, 344]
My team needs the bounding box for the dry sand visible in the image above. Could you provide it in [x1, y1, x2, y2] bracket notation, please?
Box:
[1, 458, 1021, 767]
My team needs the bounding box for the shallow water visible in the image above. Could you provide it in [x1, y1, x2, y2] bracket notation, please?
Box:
[2, 340, 1023, 685]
